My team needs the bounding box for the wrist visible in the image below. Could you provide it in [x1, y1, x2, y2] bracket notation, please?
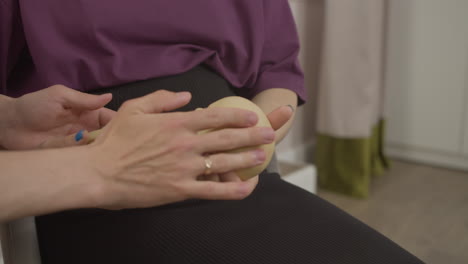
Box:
[73, 145, 112, 209]
[47, 145, 114, 211]
[81, 143, 123, 210]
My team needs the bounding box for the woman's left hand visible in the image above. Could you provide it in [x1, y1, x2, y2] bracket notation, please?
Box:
[0, 85, 116, 150]
[266, 105, 295, 133]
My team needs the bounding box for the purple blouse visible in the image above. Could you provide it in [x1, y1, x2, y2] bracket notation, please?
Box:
[1, 0, 306, 102]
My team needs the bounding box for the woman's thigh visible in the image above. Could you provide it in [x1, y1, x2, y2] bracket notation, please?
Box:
[36, 173, 422, 264]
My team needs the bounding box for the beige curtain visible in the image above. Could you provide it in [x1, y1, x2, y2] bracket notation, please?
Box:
[316, 0, 389, 198]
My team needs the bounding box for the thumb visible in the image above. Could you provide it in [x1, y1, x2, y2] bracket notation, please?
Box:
[188, 180, 257, 200]
[60, 87, 113, 110]
[121, 90, 191, 114]
[267, 105, 294, 131]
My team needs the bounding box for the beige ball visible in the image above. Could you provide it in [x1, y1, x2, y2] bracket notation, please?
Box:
[205, 96, 275, 181]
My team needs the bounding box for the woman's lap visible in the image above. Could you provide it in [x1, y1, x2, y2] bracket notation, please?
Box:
[35, 66, 423, 263]
[36, 173, 422, 263]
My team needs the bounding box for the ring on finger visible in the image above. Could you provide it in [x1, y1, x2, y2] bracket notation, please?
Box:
[203, 155, 213, 175]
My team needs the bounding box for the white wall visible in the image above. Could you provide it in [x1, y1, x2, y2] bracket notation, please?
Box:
[278, 0, 324, 163]
[385, 0, 468, 170]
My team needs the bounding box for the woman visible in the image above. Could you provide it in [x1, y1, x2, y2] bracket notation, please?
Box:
[1, 0, 423, 263]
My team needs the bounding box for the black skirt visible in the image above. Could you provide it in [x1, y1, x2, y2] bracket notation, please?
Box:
[35, 66, 423, 264]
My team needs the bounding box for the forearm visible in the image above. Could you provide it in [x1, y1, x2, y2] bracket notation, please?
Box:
[0, 94, 14, 147]
[0, 147, 99, 222]
[251, 88, 298, 143]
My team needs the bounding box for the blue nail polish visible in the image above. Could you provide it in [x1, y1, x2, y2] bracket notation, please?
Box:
[75, 130, 84, 142]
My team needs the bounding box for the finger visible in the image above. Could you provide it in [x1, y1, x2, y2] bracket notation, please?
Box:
[120, 90, 191, 114]
[98, 108, 117, 127]
[218, 172, 242, 183]
[187, 180, 257, 200]
[185, 107, 258, 131]
[267, 105, 294, 131]
[198, 174, 221, 182]
[57, 86, 113, 110]
[38, 130, 90, 149]
[246, 175, 259, 189]
[198, 149, 266, 176]
[197, 127, 275, 153]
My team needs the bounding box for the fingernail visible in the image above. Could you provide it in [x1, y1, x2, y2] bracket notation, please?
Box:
[287, 105, 295, 113]
[253, 149, 266, 164]
[75, 130, 84, 142]
[261, 128, 275, 143]
[247, 113, 258, 126]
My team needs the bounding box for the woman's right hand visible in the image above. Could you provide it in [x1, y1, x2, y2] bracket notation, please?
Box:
[86, 90, 275, 210]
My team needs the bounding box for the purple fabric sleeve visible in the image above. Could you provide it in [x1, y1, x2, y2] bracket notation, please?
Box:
[0, 0, 26, 95]
[249, 0, 306, 104]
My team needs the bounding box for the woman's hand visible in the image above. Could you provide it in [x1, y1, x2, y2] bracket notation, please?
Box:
[0, 85, 115, 150]
[207, 104, 294, 183]
[267, 105, 295, 132]
[86, 90, 275, 209]
[252, 88, 298, 143]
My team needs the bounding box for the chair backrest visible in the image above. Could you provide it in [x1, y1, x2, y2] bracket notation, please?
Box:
[0, 219, 42, 264]
[1, 223, 9, 264]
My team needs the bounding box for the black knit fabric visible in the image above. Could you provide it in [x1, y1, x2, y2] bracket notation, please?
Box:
[35, 65, 423, 264]
[90, 65, 238, 111]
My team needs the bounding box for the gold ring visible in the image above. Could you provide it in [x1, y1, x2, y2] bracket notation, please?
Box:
[204, 156, 213, 175]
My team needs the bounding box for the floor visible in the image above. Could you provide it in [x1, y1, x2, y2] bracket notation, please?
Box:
[318, 160, 468, 264]
[279, 160, 317, 194]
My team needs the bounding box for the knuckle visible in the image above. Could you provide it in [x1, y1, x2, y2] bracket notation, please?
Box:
[205, 109, 223, 127]
[218, 131, 236, 148]
[155, 89, 171, 97]
[251, 128, 264, 143]
[163, 114, 186, 129]
[163, 119, 180, 130]
[236, 153, 249, 167]
[169, 136, 196, 153]
[169, 181, 190, 199]
[182, 139, 197, 152]
[202, 182, 217, 194]
[173, 116, 188, 128]
[212, 155, 227, 172]
[237, 152, 254, 168]
[180, 159, 199, 174]
[234, 109, 251, 124]
[233, 109, 245, 121]
[120, 99, 136, 111]
[225, 186, 244, 200]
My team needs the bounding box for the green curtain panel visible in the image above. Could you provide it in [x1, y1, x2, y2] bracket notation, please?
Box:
[315, 0, 387, 198]
[316, 120, 390, 198]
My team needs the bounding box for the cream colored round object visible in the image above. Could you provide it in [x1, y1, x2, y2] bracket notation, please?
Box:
[205, 96, 275, 180]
